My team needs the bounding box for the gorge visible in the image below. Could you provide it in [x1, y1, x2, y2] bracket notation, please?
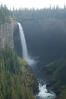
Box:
[17, 22, 56, 99]
[0, 6, 66, 99]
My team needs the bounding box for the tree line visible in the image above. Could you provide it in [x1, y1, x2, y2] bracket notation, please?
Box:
[0, 4, 66, 24]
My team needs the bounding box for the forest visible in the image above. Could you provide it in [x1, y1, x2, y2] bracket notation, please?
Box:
[0, 48, 38, 99]
[0, 4, 66, 99]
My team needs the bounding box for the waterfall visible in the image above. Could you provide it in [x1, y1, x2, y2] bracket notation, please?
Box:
[18, 22, 56, 99]
[18, 22, 35, 65]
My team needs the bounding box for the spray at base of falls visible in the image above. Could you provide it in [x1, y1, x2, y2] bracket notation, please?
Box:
[18, 22, 35, 66]
[18, 22, 56, 99]
[36, 83, 56, 99]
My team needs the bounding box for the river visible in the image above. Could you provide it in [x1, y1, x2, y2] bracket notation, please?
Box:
[36, 83, 56, 99]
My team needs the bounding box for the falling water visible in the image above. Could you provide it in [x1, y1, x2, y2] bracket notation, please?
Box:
[18, 22, 35, 65]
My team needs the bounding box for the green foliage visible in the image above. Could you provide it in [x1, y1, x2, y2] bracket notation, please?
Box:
[1, 5, 66, 24]
[57, 85, 66, 99]
[0, 48, 36, 99]
[47, 57, 66, 99]
[51, 58, 66, 85]
[12, 8, 66, 22]
[0, 5, 11, 25]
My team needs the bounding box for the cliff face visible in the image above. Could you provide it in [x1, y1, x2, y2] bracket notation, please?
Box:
[0, 21, 16, 48]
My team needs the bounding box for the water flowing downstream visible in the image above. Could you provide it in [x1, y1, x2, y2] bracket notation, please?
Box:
[18, 22, 56, 99]
[36, 83, 56, 99]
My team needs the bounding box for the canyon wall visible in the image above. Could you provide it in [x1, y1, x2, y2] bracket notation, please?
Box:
[0, 21, 16, 48]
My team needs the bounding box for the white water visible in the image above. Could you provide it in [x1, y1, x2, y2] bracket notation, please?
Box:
[18, 22, 35, 65]
[36, 83, 56, 99]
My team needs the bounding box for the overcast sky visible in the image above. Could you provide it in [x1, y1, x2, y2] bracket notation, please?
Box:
[0, 0, 66, 9]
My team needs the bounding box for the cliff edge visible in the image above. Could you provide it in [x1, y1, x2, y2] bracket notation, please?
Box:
[0, 21, 16, 48]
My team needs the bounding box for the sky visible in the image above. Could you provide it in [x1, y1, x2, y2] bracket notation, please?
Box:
[0, 0, 66, 9]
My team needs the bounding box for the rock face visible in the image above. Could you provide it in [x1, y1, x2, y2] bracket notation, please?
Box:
[0, 21, 16, 48]
[13, 24, 22, 57]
